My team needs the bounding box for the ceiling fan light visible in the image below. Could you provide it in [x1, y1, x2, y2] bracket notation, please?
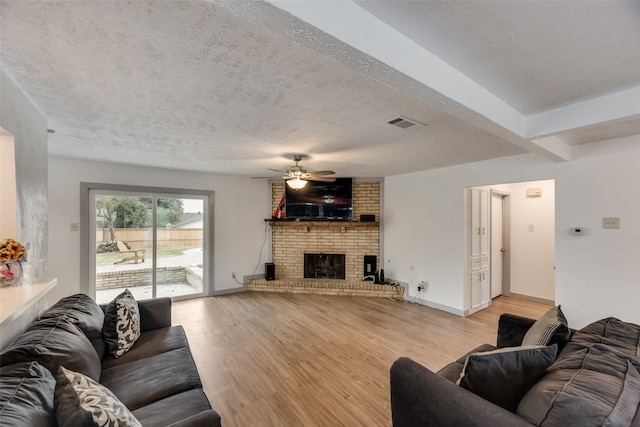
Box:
[287, 177, 307, 190]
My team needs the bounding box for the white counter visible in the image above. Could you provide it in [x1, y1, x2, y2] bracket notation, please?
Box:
[0, 277, 58, 349]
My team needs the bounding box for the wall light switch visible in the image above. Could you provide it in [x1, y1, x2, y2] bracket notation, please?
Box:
[602, 217, 620, 229]
[70, 222, 79, 232]
[528, 225, 535, 232]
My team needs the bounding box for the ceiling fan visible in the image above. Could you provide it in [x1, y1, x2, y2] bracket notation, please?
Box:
[255, 155, 336, 189]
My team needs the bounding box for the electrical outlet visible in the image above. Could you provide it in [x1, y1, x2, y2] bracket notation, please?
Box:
[232, 272, 236, 279]
[418, 281, 427, 292]
[417, 285, 423, 292]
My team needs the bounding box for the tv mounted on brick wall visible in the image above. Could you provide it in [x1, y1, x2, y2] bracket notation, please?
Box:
[285, 178, 353, 220]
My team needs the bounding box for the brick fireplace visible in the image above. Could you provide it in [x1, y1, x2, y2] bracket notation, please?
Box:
[270, 181, 380, 281]
[247, 181, 403, 298]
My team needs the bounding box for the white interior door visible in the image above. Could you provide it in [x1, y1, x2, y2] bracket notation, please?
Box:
[491, 193, 504, 299]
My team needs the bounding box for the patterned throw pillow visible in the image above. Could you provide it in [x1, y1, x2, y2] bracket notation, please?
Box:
[522, 305, 569, 347]
[54, 366, 142, 427]
[103, 289, 141, 358]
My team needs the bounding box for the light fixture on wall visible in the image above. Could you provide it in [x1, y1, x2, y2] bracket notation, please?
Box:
[286, 177, 307, 190]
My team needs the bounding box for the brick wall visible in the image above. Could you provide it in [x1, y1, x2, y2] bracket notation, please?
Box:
[96, 266, 186, 290]
[270, 181, 380, 281]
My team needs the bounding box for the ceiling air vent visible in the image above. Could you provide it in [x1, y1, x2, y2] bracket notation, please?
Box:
[387, 116, 426, 130]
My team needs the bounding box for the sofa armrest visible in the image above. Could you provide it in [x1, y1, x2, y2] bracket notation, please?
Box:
[496, 313, 536, 348]
[390, 357, 532, 427]
[137, 298, 172, 331]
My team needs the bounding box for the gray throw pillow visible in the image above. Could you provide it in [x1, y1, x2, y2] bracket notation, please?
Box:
[522, 305, 570, 347]
[457, 344, 558, 412]
[103, 289, 141, 358]
[54, 366, 142, 427]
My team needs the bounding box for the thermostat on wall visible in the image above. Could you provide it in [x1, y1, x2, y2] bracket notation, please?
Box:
[570, 227, 588, 236]
[526, 187, 542, 197]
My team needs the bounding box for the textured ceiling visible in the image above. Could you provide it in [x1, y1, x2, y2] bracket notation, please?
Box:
[356, 0, 640, 114]
[1, 0, 638, 178]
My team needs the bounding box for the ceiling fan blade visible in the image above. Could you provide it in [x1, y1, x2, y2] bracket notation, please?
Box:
[306, 176, 336, 182]
[251, 176, 285, 180]
[307, 170, 336, 176]
[268, 168, 288, 174]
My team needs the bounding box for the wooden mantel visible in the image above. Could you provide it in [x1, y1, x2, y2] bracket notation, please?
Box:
[267, 220, 378, 228]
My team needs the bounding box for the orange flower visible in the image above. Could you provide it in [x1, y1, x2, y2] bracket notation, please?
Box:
[0, 238, 27, 263]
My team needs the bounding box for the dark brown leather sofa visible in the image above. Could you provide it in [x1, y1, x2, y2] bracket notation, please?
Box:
[0, 294, 221, 426]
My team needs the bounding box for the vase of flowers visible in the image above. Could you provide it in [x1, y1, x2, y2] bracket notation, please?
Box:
[0, 238, 28, 287]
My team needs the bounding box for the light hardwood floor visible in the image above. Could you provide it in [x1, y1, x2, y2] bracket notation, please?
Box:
[173, 292, 551, 427]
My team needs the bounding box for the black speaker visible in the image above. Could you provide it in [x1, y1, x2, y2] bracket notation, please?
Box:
[364, 255, 376, 277]
[360, 214, 375, 222]
[265, 263, 275, 281]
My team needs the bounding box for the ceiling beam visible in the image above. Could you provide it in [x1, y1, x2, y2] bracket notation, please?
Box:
[528, 136, 573, 162]
[525, 86, 640, 139]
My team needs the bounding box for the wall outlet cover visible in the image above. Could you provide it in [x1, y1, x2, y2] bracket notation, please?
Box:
[602, 217, 620, 229]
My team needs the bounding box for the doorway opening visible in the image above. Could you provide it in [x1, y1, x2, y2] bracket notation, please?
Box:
[81, 183, 214, 304]
[466, 179, 555, 315]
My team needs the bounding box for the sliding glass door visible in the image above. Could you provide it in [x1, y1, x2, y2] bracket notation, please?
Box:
[90, 190, 208, 304]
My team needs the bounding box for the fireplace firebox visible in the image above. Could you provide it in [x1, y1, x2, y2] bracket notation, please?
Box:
[304, 253, 346, 280]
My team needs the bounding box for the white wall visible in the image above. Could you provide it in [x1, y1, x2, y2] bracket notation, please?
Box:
[48, 157, 269, 298]
[0, 130, 17, 238]
[0, 70, 49, 282]
[384, 136, 640, 328]
[0, 70, 68, 350]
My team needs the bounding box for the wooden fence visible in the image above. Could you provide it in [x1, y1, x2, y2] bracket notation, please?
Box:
[97, 228, 203, 249]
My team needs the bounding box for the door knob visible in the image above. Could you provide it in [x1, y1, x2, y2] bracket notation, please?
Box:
[500, 248, 506, 253]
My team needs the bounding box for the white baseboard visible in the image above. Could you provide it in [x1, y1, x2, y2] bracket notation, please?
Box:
[210, 286, 246, 296]
[508, 293, 554, 306]
[401, 294, 465, 317]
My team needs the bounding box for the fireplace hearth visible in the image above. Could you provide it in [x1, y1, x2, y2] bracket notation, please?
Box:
[304, 253, 346, 280]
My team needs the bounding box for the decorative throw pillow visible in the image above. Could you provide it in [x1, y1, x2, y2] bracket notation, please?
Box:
[103, 289, 141, 358]
[54, 366, 142, 427]
[522, 305, 570, 347]
[457, 344, 558, 412]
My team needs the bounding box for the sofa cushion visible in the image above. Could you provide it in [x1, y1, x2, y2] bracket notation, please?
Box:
[101, 326, 189, 369]
[456, 344, 558, 412]
[0, 362, 56, 427]
[99, 347, 202, 410]
[0, 318, 101, 381]
[567, 317, 640, 360]
[37, 293, 106, 359]
[522, 305, 571, 347]
[518, 345, 640, 426]
[103, 289, 141, 358]
[165, 410, 223, 427]
[55, 366, 142, 427]
[131, 388, 217, 426]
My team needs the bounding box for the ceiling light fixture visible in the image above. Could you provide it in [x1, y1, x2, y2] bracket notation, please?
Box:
[286, 177, 307, 190]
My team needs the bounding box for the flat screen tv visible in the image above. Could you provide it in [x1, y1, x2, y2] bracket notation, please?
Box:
[285, 178, 353, 219]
